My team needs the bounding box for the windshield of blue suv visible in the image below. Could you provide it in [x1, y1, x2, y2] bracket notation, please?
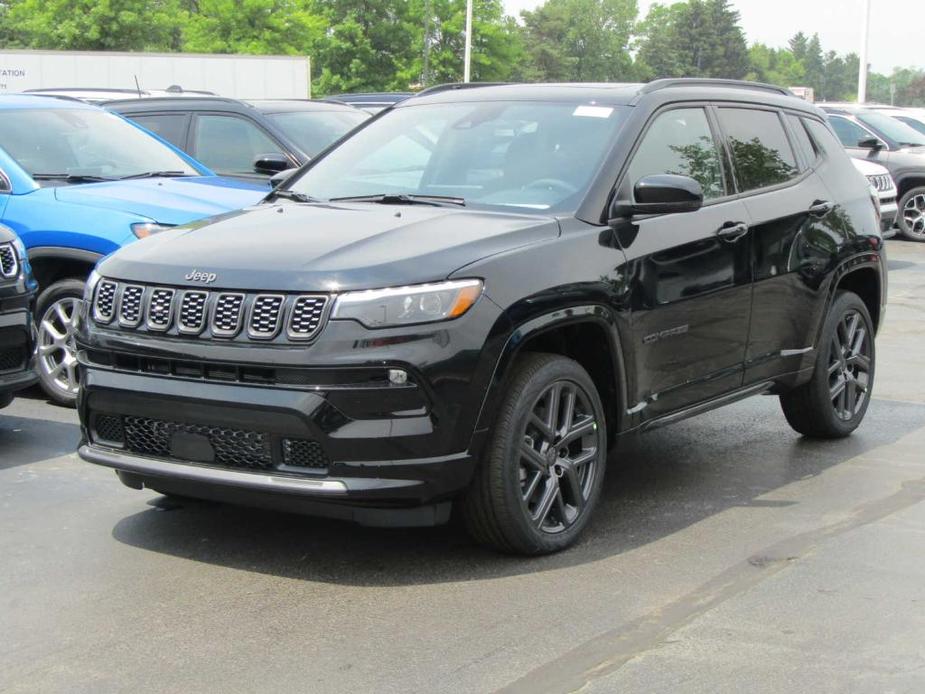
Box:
[0, 108, 199, 183]
[288, 101, 626, 211]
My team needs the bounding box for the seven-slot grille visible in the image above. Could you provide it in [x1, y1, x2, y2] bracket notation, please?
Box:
[867, 173, 894, 193]
[0, 243, 18, 279]
[248, 295, 285, 338]
[92, 280, 330, 343]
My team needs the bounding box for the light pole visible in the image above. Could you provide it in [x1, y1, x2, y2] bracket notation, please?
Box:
[463, 0, 473, 83]
[857, 0, 871, 103]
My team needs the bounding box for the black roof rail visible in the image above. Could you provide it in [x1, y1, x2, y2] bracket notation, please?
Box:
[413, 82, 509, 98]
[639, 78, 792, 97]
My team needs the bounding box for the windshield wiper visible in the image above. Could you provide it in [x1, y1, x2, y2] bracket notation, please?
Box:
[330, 193, 466, 207]
[267, 188, 320, 203]
[118, 170, 194, 180]
[32, 173, 116, 183]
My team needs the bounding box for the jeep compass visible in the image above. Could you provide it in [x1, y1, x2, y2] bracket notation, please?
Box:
[76, 80, 886, 554]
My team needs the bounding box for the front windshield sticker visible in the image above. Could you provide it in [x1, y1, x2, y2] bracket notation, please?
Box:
[573, 105, 613, 119]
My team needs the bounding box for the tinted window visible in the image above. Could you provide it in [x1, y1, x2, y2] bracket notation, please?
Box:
[130, 113, 188, 149]
[803, 118, 843, 157]
[626, 107, 725, 200]
[785, 114, 816, 169]
[193, 114, 282, 176]
[265, 110, 368, 156]
[828, 115, 873, 148]
[717, 108, 798, 192]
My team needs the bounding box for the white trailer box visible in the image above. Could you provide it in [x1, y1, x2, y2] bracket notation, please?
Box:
[0, 50, 310, 98]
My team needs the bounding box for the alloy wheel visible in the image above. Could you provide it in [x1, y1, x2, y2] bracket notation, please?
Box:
[828, 309, 871, 421]
[519, 380, 601, 534]
[37, 297, 81, 398]
[902, 193, 925, 238]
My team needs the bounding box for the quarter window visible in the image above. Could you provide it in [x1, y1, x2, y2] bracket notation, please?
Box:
[193, 114, 282, 176]
[716, 108, 798, 192]
[803, 119, 842, 158]
[626, 107, 725, 200]
[827, 115, 874, 149]
[785, 114, 816, 169]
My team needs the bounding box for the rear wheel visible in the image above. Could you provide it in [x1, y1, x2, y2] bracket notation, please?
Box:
[462, 353, 607, 555]
[35, 278, 86, 407]
[897, 186, 925, 241]
[780, 291, 875, 438]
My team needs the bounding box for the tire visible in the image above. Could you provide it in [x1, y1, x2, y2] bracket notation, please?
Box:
[462, 353, 607, 555]
[780, 291, 875, 438]
[897, 186, 925, 241]
[0, 392, 13, 410]
[35, 278, 86, 407]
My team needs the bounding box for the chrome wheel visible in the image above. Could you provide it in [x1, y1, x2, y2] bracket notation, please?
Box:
[902, 192, 925, 238]
[519, 380, 600, 534]
[828, 309, 871, 421]
[37, 297, 80, 398]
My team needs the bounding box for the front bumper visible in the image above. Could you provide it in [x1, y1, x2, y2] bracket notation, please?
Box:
[0, 305, 37, 398]
[880, 199, 898, 237]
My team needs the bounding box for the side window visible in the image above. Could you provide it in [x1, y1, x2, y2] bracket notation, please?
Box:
[193, 114, 282, 176]
[803, 118, 843, 158]
[785, 114, 816, 170]
[626, 107, 725, 200]
[828, 116, 873, 148]
[716, 108, 798, 192]
[130, 114, 189, 150]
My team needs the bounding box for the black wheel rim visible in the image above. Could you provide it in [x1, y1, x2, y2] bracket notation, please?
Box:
[519, 380, 601, 535]
[828, 309, 872, 421]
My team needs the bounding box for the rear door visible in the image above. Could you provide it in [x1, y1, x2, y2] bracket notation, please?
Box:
[619, 105, 752, 419]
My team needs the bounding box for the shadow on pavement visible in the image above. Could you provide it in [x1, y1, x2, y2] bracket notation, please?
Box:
[111, 396, 925, 586]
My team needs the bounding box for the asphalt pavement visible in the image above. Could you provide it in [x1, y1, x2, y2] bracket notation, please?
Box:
[2, 241, 924, 693]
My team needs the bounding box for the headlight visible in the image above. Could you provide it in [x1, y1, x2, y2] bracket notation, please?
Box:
[84, 269, 101, 303]
[332, 279, 483, 328]
[131, 222, 174, 239]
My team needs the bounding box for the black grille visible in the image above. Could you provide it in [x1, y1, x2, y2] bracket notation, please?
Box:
[178, 291, 208, 334]
[93, 414, 125, 444]
[119, 285, 144, 326]
[0, 243, 18, 279]
[123, 416, 273, 469]
[147, 288, 175, 330]
[288, 295, 328, 340]
[94, 280, 118, 323]
[248, 295, 284, 338]
[0, 346, 26, 372]
[282, 438, 330, 469]
[212, 293, 245, 337]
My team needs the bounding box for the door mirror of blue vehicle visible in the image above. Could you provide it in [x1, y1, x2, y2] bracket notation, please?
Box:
[857, 137, 886, 151]
[609, 174, 704, 222]
[269, 168, 300, 188]
[254, 153, 292, 176]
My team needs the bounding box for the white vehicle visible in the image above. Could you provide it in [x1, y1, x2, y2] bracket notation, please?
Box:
[852, 157, 897, 237]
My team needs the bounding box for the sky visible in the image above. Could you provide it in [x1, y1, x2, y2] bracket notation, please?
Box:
[501, 0, 921, 74]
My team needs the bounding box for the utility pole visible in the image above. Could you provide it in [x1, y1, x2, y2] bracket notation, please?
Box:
[423, 0, 432, 87]
[857, 0, 871, 103]
[463, 0, 473, 83]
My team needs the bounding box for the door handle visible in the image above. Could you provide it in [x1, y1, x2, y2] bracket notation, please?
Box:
[808, 200, 834, 217]
[716, 221, 749, 242]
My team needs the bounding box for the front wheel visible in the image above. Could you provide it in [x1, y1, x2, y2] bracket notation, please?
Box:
[35, 278, 86, 407]
[898, 186, 925, 241]
[780, 291, 875, 438]
[462, 353, 607, 555]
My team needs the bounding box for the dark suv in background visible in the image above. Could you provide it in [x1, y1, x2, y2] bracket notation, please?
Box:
[77, 80, 885, 554]
[106, 97, 369, 183]
[0, 224, 37, 409]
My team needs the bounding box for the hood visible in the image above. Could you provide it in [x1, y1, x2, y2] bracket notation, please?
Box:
[98, 202, 560, 291]
[53, 176, 267, 225]
[850, 158, 890, 176]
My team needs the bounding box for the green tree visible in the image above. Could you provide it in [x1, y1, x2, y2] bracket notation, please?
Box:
[182, 0, 324, 55]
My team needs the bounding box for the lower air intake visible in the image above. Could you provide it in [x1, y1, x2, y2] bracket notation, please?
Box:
[282, 438, 330, 469]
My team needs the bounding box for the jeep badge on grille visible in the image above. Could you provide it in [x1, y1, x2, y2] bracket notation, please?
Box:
[185, 269, 217, 284]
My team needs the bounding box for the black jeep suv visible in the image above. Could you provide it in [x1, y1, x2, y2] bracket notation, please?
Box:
[1, 224, 38, 409]
[76, 80, 886, 554]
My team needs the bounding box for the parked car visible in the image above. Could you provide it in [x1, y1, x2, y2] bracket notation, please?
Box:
[106, 97, 369, 183]
[0, 224, 38, 410]
[77, 79, 885, 554]
[851, 158, 898, 235]
[820, 104, 925, 241]
[25, 86, 216, 104]
[328, 92, 413, 114]
[0, 94, 268, 405]
[843, 104, 925, 137]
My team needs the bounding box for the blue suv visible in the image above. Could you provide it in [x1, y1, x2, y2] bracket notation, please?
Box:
[0, 95, 267, 404]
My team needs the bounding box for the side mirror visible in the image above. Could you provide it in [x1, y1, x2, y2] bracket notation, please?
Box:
[269, 168, 300, 188]
[857, 137, 886, 151]
[610, 174, 704, 221]
[254, 153, 291, 176]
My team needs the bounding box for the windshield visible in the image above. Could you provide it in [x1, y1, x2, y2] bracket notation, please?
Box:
[857, 112, 925, 146]
[288, 101, 626, 211]
[266, 109, 369, 157]
[894, 115, 925, 137]
[0, 108, 199, 182]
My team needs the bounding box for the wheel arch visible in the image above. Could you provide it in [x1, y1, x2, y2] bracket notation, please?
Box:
[895, 175, 925, 199]
[823, 255, 884, 338]
[27, 247, 102, 292]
